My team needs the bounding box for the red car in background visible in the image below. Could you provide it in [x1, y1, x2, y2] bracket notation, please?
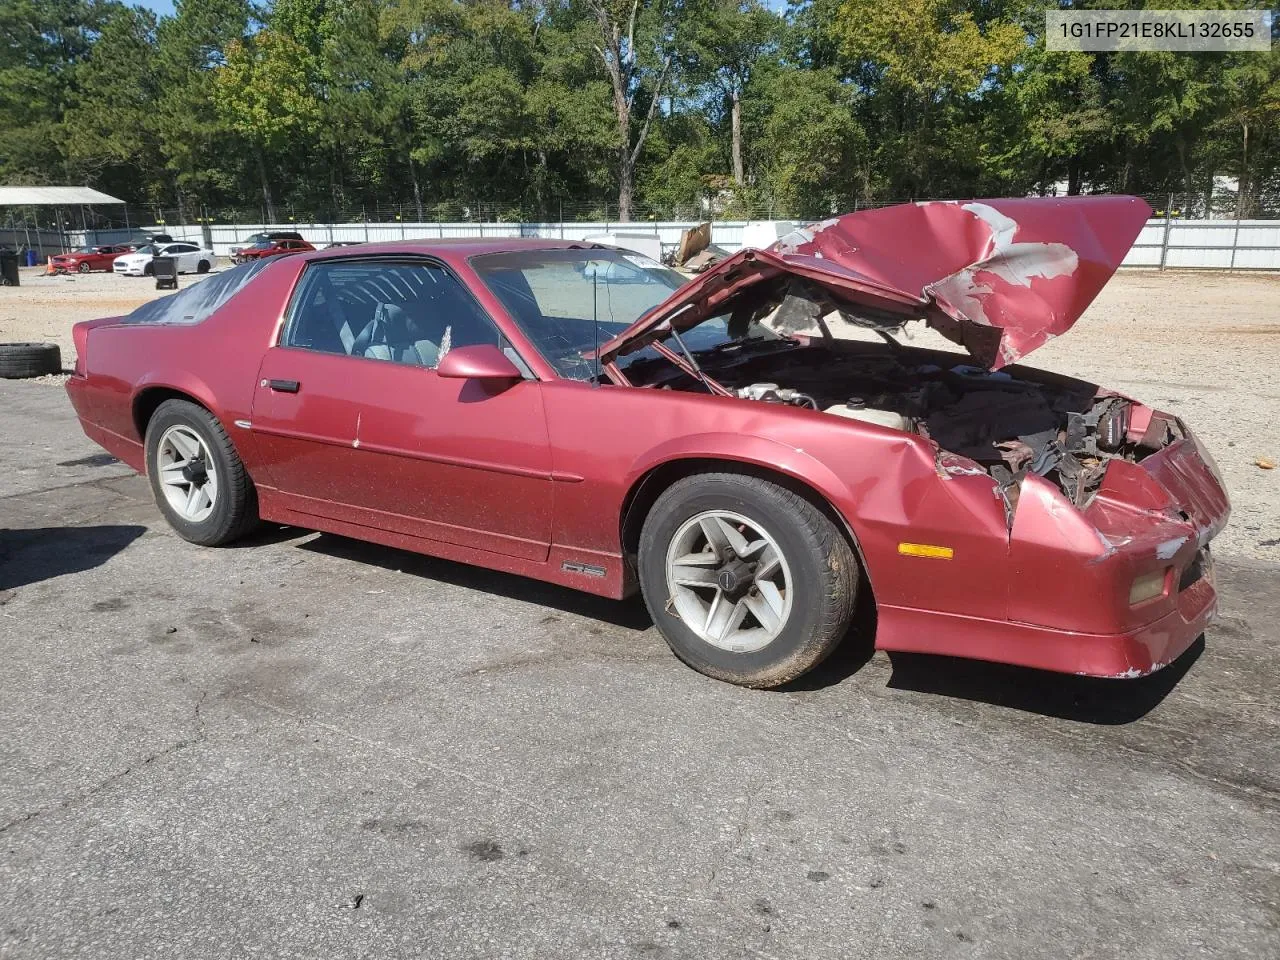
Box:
[64, 197, 1229, 690]
[48, 244, 133, 274]
[233, 238, 315, 264]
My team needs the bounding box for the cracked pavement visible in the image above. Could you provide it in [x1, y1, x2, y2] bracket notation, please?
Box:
[1, 378, 1278, 959]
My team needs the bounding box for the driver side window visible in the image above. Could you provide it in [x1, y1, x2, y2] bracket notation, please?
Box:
[284, 260, 501, 369]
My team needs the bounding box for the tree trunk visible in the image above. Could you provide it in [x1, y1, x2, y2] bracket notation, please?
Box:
[731, 90, 743, 187]
[1176, 137, 1193, 210]
[617, 149, 634, 222]
[409, 155, 423, 222]
[1067, 158, 1082, 196]
[173, 174, 187, 226]
[256, 151, 276, 223]
[1236, 122, 1249, 220]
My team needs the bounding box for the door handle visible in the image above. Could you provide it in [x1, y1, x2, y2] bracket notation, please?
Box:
[267, 379, 300, 393]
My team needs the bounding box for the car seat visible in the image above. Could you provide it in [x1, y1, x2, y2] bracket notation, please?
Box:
[356, 302, 440, 368]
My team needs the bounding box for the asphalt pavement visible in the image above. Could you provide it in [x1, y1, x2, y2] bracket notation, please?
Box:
[1, 378, 1277, 959]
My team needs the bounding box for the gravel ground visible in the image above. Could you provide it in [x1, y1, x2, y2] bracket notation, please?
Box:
[2, 266, 1277, 559]
[2, 378, 1279, 959]
[3, 267, 1280, 958]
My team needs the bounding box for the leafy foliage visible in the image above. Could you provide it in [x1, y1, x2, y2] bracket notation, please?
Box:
[1, 0, 1276, 220]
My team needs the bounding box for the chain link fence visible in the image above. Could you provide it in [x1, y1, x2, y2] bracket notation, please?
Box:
[7, 190, 1280, 267]
[5, 188, 1280, 237]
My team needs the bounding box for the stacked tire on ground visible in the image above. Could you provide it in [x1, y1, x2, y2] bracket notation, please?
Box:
[0, 342, 61, 378]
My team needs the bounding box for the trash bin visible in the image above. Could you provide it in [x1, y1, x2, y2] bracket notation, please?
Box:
[24, 249, 37, 267]
[0, 250, 19, 287]
[153, 255, 178, 291]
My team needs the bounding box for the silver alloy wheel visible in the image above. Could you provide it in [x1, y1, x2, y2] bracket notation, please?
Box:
[664, 510, 794, 653]
[156, 424, 218, 523]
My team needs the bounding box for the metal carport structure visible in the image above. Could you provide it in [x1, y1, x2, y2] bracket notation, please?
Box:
[0, 186, 127, 257]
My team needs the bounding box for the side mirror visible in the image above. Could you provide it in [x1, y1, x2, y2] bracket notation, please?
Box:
[435, 344, 523, 384]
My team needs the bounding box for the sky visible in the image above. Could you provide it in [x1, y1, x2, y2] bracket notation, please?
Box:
[134, 0, 176, 15]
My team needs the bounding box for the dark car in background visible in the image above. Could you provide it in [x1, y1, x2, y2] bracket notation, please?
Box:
[232, 237, 315, 264]
[229, 231, 304, 259]
[127, 234, 174, 250]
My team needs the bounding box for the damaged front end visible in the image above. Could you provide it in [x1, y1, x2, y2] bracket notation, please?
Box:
[598, 197, 1230, 676]
[618, 323, 1183, 523]
[598, 195, 1174, 520]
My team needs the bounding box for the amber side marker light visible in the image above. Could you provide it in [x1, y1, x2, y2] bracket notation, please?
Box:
[1128, 568, 1170, 606]
[898, 543, 954, 560]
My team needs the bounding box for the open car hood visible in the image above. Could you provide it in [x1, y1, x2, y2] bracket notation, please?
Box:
[598, 196, 1150, 371]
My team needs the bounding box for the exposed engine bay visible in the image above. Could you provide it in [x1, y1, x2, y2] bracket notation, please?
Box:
[629, 337, 1182, 508]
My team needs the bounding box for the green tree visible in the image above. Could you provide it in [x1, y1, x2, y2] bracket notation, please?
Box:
[745, 64, 868, 216]
[153, 0, 254, 216]
[1214, 50, 1280, 217]
[829, 0, 1025, 197]
[62, 4, 162, 201]
[580, 0, 677, 219]
[216, 26, 325, 220]
[0, 0, 115, 183]
[678, 0, 777, 187]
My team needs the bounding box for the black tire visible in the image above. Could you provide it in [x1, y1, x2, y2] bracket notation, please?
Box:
[196, 259, 211, 274]
[144, 399, 259, 546]
[77, 261, 91, 274]
[143, 262, 154, 276]
[0, 342, 62, 378]
[638, 472, 859, 688]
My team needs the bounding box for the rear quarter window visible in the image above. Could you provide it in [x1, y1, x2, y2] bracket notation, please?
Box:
[119, 260, 272, 326]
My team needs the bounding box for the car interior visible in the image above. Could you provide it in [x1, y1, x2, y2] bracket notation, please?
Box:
[287, 261, 500, 370]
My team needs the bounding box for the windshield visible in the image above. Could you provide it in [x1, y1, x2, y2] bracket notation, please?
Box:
[133, 245, 156, 256]
[471, 248, 781, 381]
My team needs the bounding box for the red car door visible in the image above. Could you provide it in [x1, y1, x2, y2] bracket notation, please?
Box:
[250, 257, 554, 561]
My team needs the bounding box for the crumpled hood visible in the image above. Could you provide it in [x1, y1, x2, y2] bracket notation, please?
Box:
[599, 196, 1150, 370]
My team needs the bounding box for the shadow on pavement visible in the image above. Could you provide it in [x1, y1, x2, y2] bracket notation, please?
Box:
[0, 524, 146, 590]
[286, 531, 1204, 722]
[298, 532, 653, 631]
[883, 638, 1204, 724]
[226, 523, 317, 549]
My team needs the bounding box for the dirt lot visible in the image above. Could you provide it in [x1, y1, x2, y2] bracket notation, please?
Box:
[3, 377, 1280, 960]
[3, 266, 1277, 559]
[3, 266, 1280, 958]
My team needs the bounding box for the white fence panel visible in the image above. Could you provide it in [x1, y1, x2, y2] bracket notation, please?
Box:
[64, 216, 1280, 270]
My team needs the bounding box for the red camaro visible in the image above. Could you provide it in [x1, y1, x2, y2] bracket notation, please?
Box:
[233, 238, 315, 263]
[66, 197, 1229, 688]
[48, 244, 133, 274]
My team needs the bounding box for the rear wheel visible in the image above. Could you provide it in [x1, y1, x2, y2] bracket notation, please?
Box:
[144, 399, 259, 546]
[196, 259, 211, 274]
[638, 472, 859, 688]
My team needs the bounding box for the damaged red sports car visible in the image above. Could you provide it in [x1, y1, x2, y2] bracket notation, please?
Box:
[66, 196, 1229, 688]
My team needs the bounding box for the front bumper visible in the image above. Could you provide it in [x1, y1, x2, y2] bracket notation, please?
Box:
[877, 550, 1217, 677]
[113, 263, 147, 276]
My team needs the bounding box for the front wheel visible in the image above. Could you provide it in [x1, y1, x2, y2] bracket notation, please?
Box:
[77, 262, 91, 274]
[143, 262, 153, 276]
[638, 473, 859, 688]
[144, 399, 259, 546]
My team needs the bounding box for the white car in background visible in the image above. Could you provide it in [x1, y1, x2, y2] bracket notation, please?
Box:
[113, 242, 217, 277]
